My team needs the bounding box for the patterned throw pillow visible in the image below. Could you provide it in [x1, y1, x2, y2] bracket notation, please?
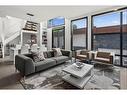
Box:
[32, 51, 45, 62]
[38, 51, 45, 61]
[43, 52, 48, 58]
[32, 52, 40, 62]
[52, 48, 62, 57]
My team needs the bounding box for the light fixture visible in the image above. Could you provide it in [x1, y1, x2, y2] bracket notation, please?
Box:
[26, 13, 34, 21]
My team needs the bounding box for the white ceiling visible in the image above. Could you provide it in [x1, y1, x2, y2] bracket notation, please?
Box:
[0, 6, 123, 22]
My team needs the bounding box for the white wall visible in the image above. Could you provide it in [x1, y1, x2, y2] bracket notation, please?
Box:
[47, 28, 52, 50]
[39, 21, 47, 47]
[65, 18, 71, 50]
[4, 16, 26, 40]
[87, 16, 92, 50]
[0, 17, 2, 42]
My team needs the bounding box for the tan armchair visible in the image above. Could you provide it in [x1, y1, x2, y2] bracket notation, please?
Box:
[92, 51, 114, 64]
[76, 50, 90, 61]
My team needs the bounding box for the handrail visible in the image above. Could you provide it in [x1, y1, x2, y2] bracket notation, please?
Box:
[5, 30, 20, 39]
[4, 31, 21, 44]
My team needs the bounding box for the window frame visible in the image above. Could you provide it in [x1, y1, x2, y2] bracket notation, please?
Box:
[71, 17, 88, 50]
[52, 26, 65, 49]
[48, 17, 65, 28]
[91, 7, 127, 67]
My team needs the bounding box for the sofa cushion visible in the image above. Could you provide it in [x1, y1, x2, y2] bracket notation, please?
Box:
[80, 50, 89, 55]
[97, 52, 110, 59]
[96, 57, 109, 61]
[52, 56, 69, 64]
[35, 59, 56, 72]
[94, 57, 110, 63]
[77, 54, 87, 58]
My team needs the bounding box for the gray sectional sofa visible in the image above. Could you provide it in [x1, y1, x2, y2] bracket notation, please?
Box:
[15, 50, 71, 76]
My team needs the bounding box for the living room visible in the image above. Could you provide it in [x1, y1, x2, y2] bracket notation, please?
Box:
[0, 1, 127, 93]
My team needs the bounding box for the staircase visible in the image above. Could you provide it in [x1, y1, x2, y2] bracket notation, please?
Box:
[0, 16, 26, 58]
[4, 16, 26, 45]
[4, 31, 21, 45]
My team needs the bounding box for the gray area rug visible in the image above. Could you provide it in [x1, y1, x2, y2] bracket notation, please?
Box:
[20, 62, 120, 90]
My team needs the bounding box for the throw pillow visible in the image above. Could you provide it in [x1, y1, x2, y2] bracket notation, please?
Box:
[43, 52, 48, 58]
[52, 48, 62, 57]
[38, 51, 45, 61]
[46, 51, 53, 58]
[32, 52, 40, 62]
[80, 50, 89, 55]
[32, 51, 45, 62]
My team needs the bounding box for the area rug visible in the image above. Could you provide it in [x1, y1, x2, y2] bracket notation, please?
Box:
[20, 62, 120, 90]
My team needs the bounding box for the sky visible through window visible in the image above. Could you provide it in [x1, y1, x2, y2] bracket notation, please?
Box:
[49, 17, 65, 27]
[49, 10, 127, 28]
[93, 11, 127, 27]
[72, 18, 86, 29]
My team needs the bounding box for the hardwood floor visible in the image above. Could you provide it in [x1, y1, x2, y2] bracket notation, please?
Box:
[0, 61, 127, 89]
[0, 63, 23, 89]
[120, 68, 127, 89]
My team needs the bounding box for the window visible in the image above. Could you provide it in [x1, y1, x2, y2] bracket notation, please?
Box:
[92, 8, 127, 67]
[48, 17, 65, 28]
[71, 17, 87, 50]
[122, 9, 127, 67]
[92, 12, 120, 51]
[52, 27, 65, 49]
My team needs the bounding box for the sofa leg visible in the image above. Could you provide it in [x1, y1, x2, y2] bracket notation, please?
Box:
[23, 76, 26, 83]
[15, 68, 18, 73]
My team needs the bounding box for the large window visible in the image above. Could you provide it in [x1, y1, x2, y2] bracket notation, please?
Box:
[48, 17, 65, 28]
[92, 12, 120, 51]
[122, 9, 127, 67]
[92, 8, 127, 67]
[71, 17, 87, 50]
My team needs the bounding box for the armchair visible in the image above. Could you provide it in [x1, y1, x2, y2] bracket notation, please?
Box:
[76, 49, 90, 61]
[92, 51, 114, 65]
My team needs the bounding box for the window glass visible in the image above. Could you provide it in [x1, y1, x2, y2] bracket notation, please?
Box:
[48, 17, 65, 28]
[71, 18, 87, 50]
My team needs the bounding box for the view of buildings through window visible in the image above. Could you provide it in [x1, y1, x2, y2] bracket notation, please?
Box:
[92, 9, 127, 66]
[71, 18, 87, 50]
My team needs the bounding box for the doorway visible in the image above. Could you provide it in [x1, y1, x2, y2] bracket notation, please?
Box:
[52, 27, 65, 49]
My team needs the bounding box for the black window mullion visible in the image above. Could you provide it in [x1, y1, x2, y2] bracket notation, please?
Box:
[120, 12, 123, 66]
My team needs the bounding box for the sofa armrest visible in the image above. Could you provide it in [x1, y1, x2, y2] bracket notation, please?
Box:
[109, 55, 114, 64]
[15, 54, 35, 76]
[61, 49, 72, 59]
[75, 50, 82, 56]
